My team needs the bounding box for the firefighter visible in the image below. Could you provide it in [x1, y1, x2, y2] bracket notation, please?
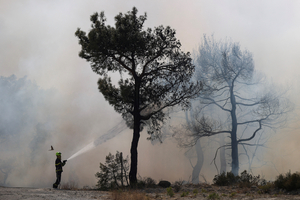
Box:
[53, 152, 67, 188]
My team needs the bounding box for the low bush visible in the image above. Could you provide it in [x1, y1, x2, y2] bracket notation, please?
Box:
[143, 177, 157, 188]
[229, 192, 236, 197]
[173, 180, 184, 192]
[213, 170, 260, 187]
[95, 151, 129, 190]
[166, 187, 174, 197]
[274, 171, 300, 191]
[208, 192, 220, 199]
[60, 181, 78, 190]
[213, 171, 237, 186]
[258, 182, 275, 193]
[180, 191, 189, 197]
[201, 188, 207, 193]
[136, 176, 157, 189]
[193, 188, 198, 195]
[238, 170, 260, 188]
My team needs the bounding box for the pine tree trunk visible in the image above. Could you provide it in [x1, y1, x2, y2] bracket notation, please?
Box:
[129, 127, 140, 185]
[129, 78, 141, 186]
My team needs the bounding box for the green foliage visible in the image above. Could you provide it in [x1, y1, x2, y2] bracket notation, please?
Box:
[213, 170, 260, 187]
[274, 171, 300, 191]
[207, 192, 220, 199]
[229, 192, 236, 197]
[166, 187, 174, 197]
[75, 7, 201, 141]
[76, 6, 202, 184]
[95, 151, 129, 190]
[193, 188, 198, 195]
[180, 191, 189, 197]
[201, 188, 207, 193]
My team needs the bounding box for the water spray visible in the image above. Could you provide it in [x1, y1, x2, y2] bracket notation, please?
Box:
[67, 120, 127, 160]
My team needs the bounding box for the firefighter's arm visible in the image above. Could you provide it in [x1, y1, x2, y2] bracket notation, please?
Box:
[62, 160, 67, 166]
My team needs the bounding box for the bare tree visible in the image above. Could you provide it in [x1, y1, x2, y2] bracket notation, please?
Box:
[180, 35, 293, 176]
[184, 110, 204, 184]
[173, 106, 228, 176]
[0, 159, 13, 186]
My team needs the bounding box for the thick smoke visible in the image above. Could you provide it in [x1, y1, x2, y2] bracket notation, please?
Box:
[0, 0, 300, 188]
[0, 75, 58, 186]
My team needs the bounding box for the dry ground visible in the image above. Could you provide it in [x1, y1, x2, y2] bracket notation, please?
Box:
[2, 185, 300, 200]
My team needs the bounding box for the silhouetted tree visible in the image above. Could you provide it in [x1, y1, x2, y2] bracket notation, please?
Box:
[179, 35, 293, 176]
[75, 7, 202, 184]
[95, 151, 129, 190]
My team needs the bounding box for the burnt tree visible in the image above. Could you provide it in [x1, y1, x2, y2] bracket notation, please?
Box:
[75, 7, 202, 184]
[181, 35, 292, 176]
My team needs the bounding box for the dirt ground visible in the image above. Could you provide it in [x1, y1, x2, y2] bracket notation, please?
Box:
[2, 185, 300, 200]
[0, 187, 110, 200]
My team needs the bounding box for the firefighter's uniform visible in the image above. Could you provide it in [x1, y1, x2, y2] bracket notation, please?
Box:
[53, 152, 66, 188]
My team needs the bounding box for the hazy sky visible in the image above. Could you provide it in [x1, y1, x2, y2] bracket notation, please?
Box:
[1, 0, 300, 186]
[1, 0, 300, 89]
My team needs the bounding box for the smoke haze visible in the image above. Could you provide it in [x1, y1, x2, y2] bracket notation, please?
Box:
[1, 0, 300, 187]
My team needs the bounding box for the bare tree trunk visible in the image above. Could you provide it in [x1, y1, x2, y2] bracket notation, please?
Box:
[230, 85, 239, 176]
[219, 134, 227, 174]
[192, 139, 204, 184]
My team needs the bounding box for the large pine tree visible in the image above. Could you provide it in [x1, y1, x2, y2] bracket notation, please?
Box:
[75, 7, 202, 184]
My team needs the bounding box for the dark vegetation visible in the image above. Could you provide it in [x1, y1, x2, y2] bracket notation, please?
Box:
[76, 6, 293, 190]
[274, 171, 300, 192]
[95, 151, 130, 190]
[76, 7, 202, 185]
[96, 152, 300, 197]
[213, 170, 261, 187]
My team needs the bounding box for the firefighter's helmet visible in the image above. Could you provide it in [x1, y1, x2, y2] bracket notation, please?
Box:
[56, 152, 61, 156]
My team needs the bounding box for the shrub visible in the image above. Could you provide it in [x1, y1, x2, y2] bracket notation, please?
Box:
[258, 182, 275, 193]
[213, 170, 260, 187]
[213, 172, 237, 186]
[208, 192, 220, 199]
[193, 189, 198, 195]
[238, 170, 260, 188]
[274, 171, 300, 191]
[95, 151, 129, 190]
[173, 180, 183, 192]
[229, 192, 236, 197]
[201, 188, 207, 193]
[134, 176, 157, 189]
[143, 177, 156, 188]
[166, 187, 174, 197]
[60, 181, 78, 190]
[181, 191, 189, 197]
